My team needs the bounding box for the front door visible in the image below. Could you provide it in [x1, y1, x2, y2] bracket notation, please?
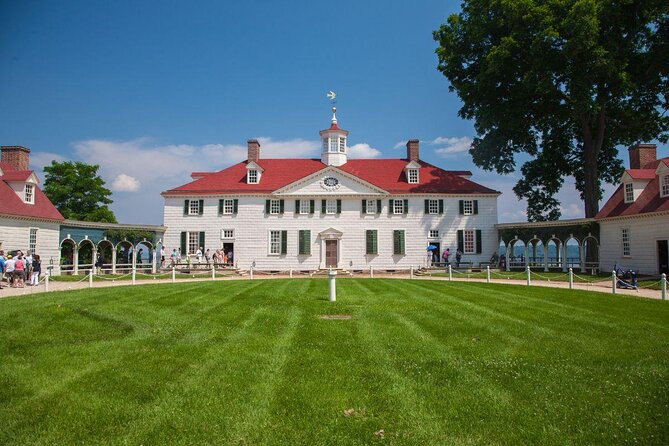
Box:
[658, 240, 669, 275]
[325, 240, 338, 268]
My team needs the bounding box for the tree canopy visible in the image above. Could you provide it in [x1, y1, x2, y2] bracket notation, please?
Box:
[434, 0, 669, 220]
[43, 161, 117, 223]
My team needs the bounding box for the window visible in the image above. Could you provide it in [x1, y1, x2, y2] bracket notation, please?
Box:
[463, 229, 475, 254]
[339, 137, 346, 153]
[624, 183, 634, 203]
[221, 199, 234, 214]
[393, 230, 405, 255]
[188, 232, 200, 255]
[429, 230, 439, 239]
[298, 230, 311, 255]
[24, 184, 34, 204]
[427, 199, 439, 214]
[408, 169, 419, 184]
[462, 200, 474, 215]
[189, 200, 200, 215]
[622, 228, 631, 257]
[322, 139, 328, 152]
[326, 199, 337, 214]
[366, 230, 378, 255]
[365, 199, 377, 214]
[29, 228, 37, 252]
[661, 175, 669, 198]
[248, 170, 259, 184]
[299, 200, 311, 214]
[269, 230, 287, 255]
[393, 200, 405, 214]
[270, 199, 281, 214]
[329, 137, 339, 153]
[222, 229, 234, 239]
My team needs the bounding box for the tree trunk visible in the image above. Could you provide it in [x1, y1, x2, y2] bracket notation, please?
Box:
[580, 109, 606, 218]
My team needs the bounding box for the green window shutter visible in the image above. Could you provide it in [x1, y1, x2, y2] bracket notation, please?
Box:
[393, 230, 405, 255]
[459, 200, 464, 215]
[299, 230, 311, 255]
[310, 200, 315, 214]
[457, 230, 464, 252]
[476, 230, 482, 254]
[376, 199, 382, 214]
[295, 200, 300, 213]
[362, 200, 367, 214]
[336, 199, 342, 214]
[321, 199, 326, 214]
[180, 232, 186, 254]
[439, 200, 444, 214]
[424, 199, 429, 214]
[218, 199, 224, 215]
[474, 200, 479, 215]
[265, 200, 271, 214]
[366, 230, 378, 255]
[233, 199, 238, 214]
[388, 199, 394, 215]
[198, 199, 204, 215]
[403, 199, 409, 214]
[199, 232, 205, 250]
[280, 230, 288, 254]
[184, 200, 189, 215]
[279, 199, 285, 214]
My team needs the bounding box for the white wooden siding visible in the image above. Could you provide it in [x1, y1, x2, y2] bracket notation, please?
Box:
[0, 216, 61, 270]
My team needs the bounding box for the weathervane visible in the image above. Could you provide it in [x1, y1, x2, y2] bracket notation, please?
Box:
[326, 90, 338, 123]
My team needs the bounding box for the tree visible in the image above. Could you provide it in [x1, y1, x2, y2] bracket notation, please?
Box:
[434, 0, 668, 220]
[43, 161, 117, 223]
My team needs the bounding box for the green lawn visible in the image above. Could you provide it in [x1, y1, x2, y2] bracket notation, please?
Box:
[1, 279, 668, 445]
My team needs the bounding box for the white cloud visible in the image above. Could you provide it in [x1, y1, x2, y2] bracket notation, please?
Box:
[434, 137, 473, 156]
[112, 174, 141, 192]
[429, 136, 452, 145]
[30, 152, 67, 170]
[393, 140, 407, 150]
[348, 143, 381, 159]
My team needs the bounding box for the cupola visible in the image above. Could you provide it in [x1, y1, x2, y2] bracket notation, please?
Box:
[319, 107, 349, 166]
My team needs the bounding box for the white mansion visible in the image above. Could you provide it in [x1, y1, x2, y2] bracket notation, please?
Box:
[162, 109, 501, 270]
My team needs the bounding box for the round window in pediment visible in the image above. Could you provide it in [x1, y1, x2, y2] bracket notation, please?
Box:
[321, 177, 341, 191]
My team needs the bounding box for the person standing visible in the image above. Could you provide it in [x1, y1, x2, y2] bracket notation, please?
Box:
[442, 248, 450, 265]
[196, 247, 203, 265]
[137, 248, 144, 265]
[5, 255, 16, 287]
[14, 254, 25, 288]
[160, 246, 166, 268]
[205, 249, 211, 267]
[227, 249, 233, 265]
[31, 255, 41, 286]
[170, 249, 178, 267]
[25, 250, 33, 279]
[456, 249, 463, 267]
[0, 252, 5, 290]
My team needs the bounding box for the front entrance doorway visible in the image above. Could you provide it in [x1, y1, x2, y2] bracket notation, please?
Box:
[658, 240, 669, 275]
[222, 242, 234, 266]
[325, 240, 338, 268]
[429, 242, 440, 266]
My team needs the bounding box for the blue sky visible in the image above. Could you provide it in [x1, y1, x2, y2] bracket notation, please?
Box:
[2, 0, 657, 224]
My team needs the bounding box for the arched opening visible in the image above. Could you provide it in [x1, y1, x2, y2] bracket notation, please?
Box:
[508, 239, 526, 269]
[59, 239, 76, 275]
[528, 238, 544, 268]
[547, 238, 562, 269]
[96, 240, 114, 273]
[116, 240, 133, 272]
[496, 239, 506, 268]
[583, 236, 600, 273]
[78, 239, 96, 273]
[566, 237, 580, 269]
[135, 240, 154, 272]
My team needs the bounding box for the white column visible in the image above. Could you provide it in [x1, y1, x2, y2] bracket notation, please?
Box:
[543, 243, 549, 272]
[73, 246, 79, 275]
[561, 244, 568, 272]
[152, 249, 157, 274]
[579, 243, 586, 273]
[505, 244, 510, 272]
[111, 249, 117, 275]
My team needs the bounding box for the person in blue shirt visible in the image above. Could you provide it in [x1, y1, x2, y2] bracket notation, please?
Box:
[0, 252, 5, 290]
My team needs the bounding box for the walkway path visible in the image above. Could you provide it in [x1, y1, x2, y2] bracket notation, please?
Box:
[0, 273, 664, 300]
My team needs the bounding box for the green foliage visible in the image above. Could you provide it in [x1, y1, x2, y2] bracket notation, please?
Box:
[434, 0, 669, 219]
[1, 279, 668, 444]
[497, 221, 599, 244]
[103, 229, 156, 245]
[43, 161, 117, 223]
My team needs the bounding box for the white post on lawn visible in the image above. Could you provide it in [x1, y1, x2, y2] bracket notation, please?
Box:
[89, 270, 93, 288]
[212, 265, 215, 280]
[328, 269, 337, 302]
[526, 265, 531, 286]
[612, 270, 617, 294]
[370, 266, 373, 278]
[172, 267, 176, 283]
[448, 264, 452, 281]
[45, 273, 50, 292]
[289, 267, 293, 278]
[486, 266, 490, 283]
[410, 265, 414, 280]
[250, 266, 254, 280]
[568, 268, 573, 290]
[661, 273, 666, 301]
[132, 267, 136, 285]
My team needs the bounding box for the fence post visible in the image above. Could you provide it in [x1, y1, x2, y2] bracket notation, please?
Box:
[212, 265, 215, 280]
[370, 266, 373, 278]
[486, 266, 490, 284]
[612, 270, 617, 295]
[662, 273, 666, 301]
[289, 267, 293, 278]
[89, 270, 93, 288]
[172, 267, 176, 283]
[448, 264, 452, 281]
[410, 265, 414, 280]
[568, 267, 573, 290]
[250, 266, 254, 280]
[526, 265, 531, 286]
[45, 273, 50, 292]
[132, 267, 136, 285]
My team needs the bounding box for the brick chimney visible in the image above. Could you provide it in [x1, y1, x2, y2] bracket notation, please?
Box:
[247, 139, 260, 163]
[406, 139, 419, 161]
[1, 146, 30, 171]
[628, 143, 657, 169]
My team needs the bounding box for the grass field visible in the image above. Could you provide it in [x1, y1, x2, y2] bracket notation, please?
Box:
[1, 279, 668, 445]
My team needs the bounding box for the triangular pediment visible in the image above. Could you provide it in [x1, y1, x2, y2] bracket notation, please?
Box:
[273, 166, 388, 196]
[656, 161, 669, 175]
[404, 160, 421, 169]
[319, 227, 343, 238]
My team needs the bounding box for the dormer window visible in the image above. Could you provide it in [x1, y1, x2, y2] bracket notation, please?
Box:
[408, 169, 419, 184]
[24, 184, 34, 204]
[624, 182, 634, 203]
[661, 174, 669, 198]
[248, 170, 259, 184]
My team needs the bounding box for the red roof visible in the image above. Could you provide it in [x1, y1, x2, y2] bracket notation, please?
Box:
[163, 158, 498, 195]
[596, 157, 669, 219]
[625, 169, 656, 180]
[0, 163, 64, 221]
